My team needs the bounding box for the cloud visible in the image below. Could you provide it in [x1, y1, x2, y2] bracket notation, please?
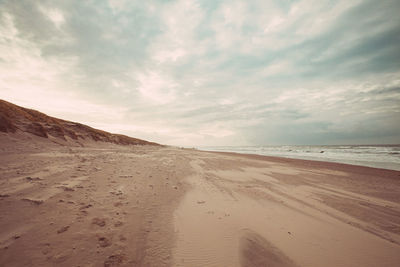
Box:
[135, 71, 177, 104]
[39, 6, 65, 29]
[1, 0, 399, 146]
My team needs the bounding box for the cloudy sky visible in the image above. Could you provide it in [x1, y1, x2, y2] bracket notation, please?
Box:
[0, 0, 399, 146]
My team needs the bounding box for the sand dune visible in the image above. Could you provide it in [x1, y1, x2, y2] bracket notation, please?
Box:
[0, 99, 158, 147]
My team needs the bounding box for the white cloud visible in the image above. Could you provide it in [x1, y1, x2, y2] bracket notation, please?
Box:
[135, 71, 177, 104]
[263, 16, 285, 33]
[211, 1, 250, 50]
[260, 60, 294, 77]
[0, 12, 123, 126]
[0, 13, 77, 104]
[150, 0, 205, 63]
[108, 0, 129, 14]
[40, 7, 65, 29]
[200, 126, 234, 138]
[154, 48, 186, 63]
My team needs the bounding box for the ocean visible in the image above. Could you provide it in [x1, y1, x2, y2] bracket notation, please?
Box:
[198, 145, 400, 171]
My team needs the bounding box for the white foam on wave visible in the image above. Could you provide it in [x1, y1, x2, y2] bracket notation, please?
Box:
[198, 145, 400, 171]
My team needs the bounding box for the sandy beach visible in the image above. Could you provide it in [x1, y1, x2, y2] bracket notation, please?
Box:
[2, 0, 400, 265]
[1, 137, 399, 267]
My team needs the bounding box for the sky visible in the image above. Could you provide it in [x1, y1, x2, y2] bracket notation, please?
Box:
[0, 0, 399, 146]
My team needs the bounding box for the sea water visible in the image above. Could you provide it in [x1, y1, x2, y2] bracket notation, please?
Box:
[198, 145, 400, 171]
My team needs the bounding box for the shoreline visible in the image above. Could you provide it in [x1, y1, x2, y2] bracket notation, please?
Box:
[198, 149, 400, 171]
[198, 145, 400, 171]
[208, 150, 400, 175]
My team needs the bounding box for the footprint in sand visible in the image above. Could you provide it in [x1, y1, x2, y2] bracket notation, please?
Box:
[119, 175, 132, 178]
[98, 237, 112, 247]
[113, 202, 123, 207]
[104, 254, 125, 267]
[80, 203, 93, 210]
[41, 243, 51, 255]
[25, 176, 42, 182]
[21, 198, 44, 205]
[92, 218, 106, 227]
[110, 190, 123, 196]
[58, 186, 75, 192]
[114, 221, 123, 227]
[57, 226, 69, 234]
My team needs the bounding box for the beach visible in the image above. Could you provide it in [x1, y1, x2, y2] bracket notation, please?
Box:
[2, 0, 400, 265]
[1, 141, 399, 266]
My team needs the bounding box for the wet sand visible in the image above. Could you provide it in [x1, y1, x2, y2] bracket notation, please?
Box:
[1, 141, 400, 266]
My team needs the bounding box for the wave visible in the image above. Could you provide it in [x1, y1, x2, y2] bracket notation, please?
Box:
[198, 145, 400, 171]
